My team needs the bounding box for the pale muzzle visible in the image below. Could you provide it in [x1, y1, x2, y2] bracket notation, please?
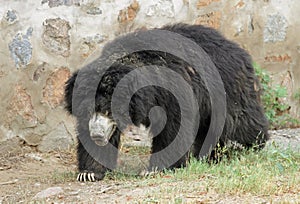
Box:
[88, 113, 117, 146]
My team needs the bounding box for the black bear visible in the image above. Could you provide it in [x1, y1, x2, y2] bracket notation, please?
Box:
[65, 23, 269, 182]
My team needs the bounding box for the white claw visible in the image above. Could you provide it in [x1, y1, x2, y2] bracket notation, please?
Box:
[83, 173, 87, 182]
[77, 173, 81, 181]
[91, 173, 95, 182]
[87, 173, 92, 182]
[77, 172, 97, 182]
[140, 170, 148, 177]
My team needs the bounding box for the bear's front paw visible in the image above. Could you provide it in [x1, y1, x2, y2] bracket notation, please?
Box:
[139, 167, 159, 177]
[77, 172, 104, 182]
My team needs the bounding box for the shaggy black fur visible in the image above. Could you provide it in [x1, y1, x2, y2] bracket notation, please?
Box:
[65, 23, 269, 181]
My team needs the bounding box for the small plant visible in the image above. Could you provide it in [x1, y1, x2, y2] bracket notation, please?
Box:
[51, 170, 76, 183]
[253, 63, 300, 129]
[294, 88, 300, 100]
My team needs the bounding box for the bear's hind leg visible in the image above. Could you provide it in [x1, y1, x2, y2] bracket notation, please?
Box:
[147, 131, 190, 173]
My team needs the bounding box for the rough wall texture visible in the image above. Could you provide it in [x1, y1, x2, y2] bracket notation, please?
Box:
[0, 0, 299, 152]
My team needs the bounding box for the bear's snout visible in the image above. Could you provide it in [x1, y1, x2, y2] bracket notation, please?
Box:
[89, 113, 117, 146]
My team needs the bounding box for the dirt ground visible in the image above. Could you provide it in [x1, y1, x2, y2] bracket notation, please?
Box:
[0, 129, 299, 203]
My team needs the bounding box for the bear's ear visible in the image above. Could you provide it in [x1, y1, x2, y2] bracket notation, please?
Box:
[64, 71, 78, 114]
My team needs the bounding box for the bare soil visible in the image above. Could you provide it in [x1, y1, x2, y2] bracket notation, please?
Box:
[0, 129, 299, 203]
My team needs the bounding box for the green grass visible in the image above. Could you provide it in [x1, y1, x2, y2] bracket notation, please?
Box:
[105, 145, 300, 197]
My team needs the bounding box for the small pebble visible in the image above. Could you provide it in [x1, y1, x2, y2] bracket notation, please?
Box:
[34, 187, 63, 199]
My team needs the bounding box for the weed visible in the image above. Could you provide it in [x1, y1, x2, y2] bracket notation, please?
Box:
[294, 88, 300, 100]
[253, 63, 300, 129]
[51, 170, 76, 183]
[105, 145, 300, 197]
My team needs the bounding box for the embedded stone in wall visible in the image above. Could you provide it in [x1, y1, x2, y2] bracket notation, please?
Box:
[42, 67, 70, 108]
[42, 18, 71, 57]
[81, 34, 106, 58]
[21, 123, 51, 146]
[9, 28, 33, 68]
[38, 122, 73, 152]
[83, 34, 106, 45]
[80, 2, 102, 15]
[118, 0, 140, 23]
[22, 133, 42, 146]
[7, 85, 38, 127]
[197, 0, 220, 9]
[33, 62, 47, 81]
[264, 54, 292, 63]
[41, 0, 80, 8]
[194, 11, 221, 29]
[234, 0, 245, 9]
[3, 9, 18, 24]
[86, 6, 102, 15]
[264, 14, 288, 43]
[146, 0, 174, 18]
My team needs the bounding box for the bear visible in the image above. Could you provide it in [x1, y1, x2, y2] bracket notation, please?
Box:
[64, 23, 269, 182]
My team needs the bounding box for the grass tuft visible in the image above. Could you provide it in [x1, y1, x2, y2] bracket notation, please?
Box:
[51, 170, 77, 184]
[105, 145, 300, 196]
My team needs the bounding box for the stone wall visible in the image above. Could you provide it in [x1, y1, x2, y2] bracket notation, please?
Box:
[0, 0, 299, 152]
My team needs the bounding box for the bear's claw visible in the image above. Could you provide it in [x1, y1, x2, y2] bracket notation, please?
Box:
[77, 172, 96, 182]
